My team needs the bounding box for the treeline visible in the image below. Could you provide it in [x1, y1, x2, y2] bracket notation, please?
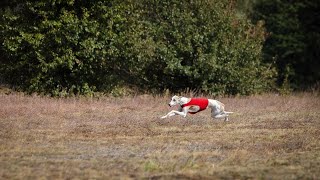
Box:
[0, 0, 318, 96]
[251, 0, 320, 90]
[238, 0, 320, 90]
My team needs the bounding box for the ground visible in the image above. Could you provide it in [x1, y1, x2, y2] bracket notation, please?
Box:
[0, 93, 319, 179]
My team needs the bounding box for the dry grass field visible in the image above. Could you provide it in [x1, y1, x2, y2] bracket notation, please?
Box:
[0, 92, 320, 179]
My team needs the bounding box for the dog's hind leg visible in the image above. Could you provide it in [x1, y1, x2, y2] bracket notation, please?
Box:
[211, 107, 229, 121]
[213, 113, 229, 121]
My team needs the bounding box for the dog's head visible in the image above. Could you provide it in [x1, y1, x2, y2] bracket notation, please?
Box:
[168, 95, 182, 107]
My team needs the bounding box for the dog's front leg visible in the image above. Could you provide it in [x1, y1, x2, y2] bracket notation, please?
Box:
[160, 110, 184, 119]
[161, 108, 188, 119]
[161, 110, 173, 119]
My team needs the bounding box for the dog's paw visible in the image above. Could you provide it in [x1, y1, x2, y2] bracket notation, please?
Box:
[160, 116, 167, 119]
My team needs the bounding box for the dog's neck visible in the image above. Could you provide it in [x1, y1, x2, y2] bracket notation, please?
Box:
[179, 97, 190, 105]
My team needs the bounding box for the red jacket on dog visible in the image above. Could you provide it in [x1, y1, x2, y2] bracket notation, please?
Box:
[181, 98, 209, 114]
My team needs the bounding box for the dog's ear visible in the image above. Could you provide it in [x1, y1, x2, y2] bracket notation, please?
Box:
[173, 95, 179, 99]
[176, 96, 183, 103]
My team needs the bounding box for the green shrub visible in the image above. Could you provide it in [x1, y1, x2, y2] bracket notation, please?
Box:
[133, 0, 276, 95]
[0, 0, 135, 95]
[0, 0, 276, 96]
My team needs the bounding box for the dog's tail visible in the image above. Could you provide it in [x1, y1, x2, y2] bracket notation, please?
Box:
[224, 111, 234, 114]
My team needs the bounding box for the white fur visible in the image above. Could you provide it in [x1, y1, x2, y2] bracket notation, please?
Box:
[161, 95, 233, 121]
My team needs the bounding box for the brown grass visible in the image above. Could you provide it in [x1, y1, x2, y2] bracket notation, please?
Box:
[0, 93, 320, 179]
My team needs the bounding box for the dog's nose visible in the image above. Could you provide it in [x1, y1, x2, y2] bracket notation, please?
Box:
[168, 103, 171, 107]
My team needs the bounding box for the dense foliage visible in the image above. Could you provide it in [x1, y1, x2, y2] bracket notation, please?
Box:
[0, 0, 275, 96]
[251, 0, 320, 89]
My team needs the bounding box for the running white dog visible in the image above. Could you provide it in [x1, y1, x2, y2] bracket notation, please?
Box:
[161, 95, 233, 121]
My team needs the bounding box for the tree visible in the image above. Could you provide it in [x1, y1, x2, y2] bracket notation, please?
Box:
[251, 0, 320, 89]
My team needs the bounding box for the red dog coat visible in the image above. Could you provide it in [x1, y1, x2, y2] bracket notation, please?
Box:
[181, 98, 209, 114]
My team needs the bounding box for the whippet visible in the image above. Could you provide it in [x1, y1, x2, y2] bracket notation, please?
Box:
[161, 95, 233, 121]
